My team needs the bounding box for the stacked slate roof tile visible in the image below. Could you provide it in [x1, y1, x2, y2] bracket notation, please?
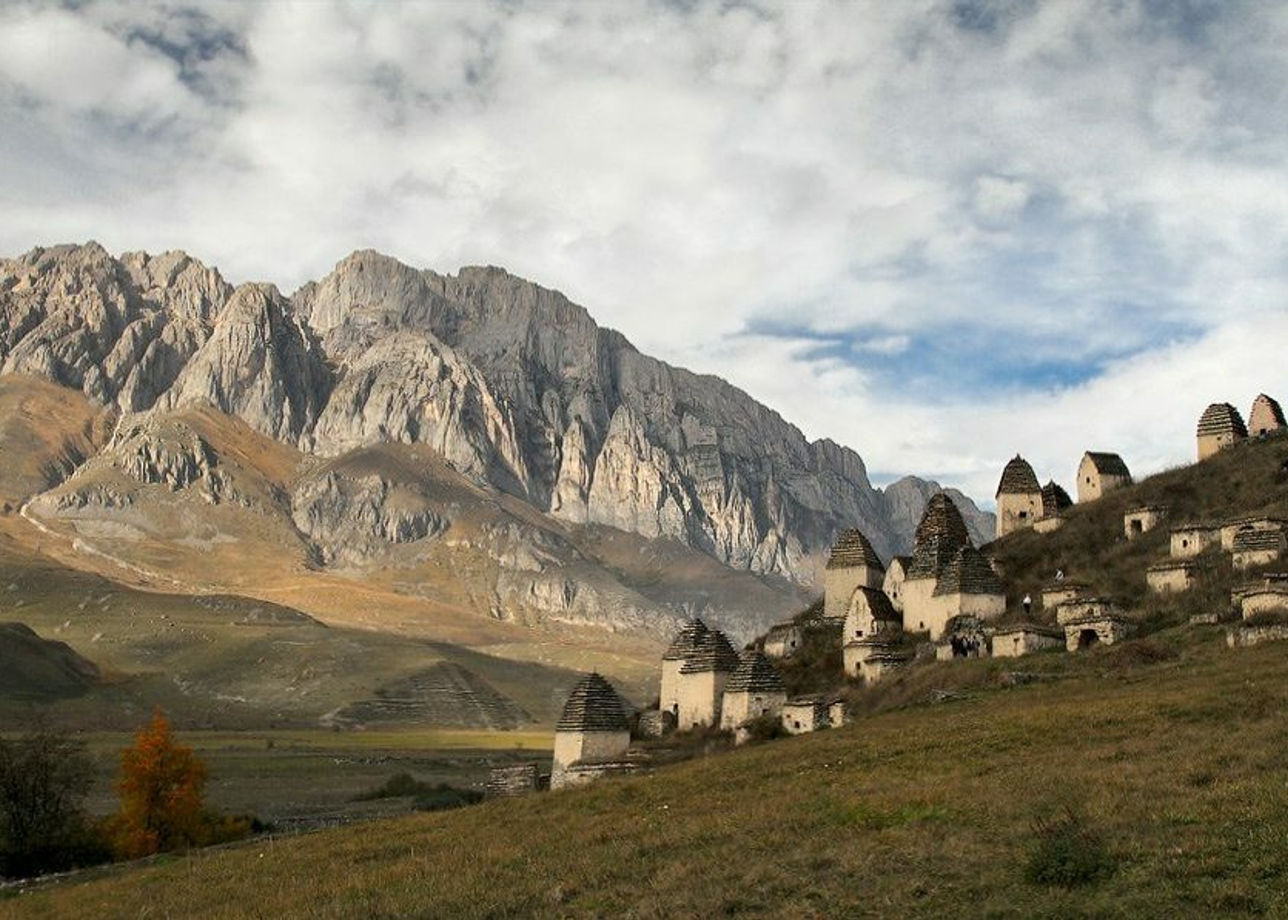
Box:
[933, 545, 1004, 596]
[1083, 452, 1131, 477]
[907, 493, 972, 580]
[851, 585, 901, 623]
[1197, 403, 1248, 438]
[996, 455, 1041, 496]
[826, 528, 884, 571]
[662, 618, 709, 661]
[678, 627, 740, 674]
[724, 650, 787, 694]
[556, 672, 629, 733]
[1232, 527, 1285, 554]
[1041, 481, 1073, 516]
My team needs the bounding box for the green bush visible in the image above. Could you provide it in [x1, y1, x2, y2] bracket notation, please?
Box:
[741, 713, 787, 743]
[0, 723, 111, 879]
[1025, 807, 1116, 888]
[353, 773, 482, 812]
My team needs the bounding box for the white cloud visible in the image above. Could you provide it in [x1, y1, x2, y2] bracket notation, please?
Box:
[1, 0, 1286, 502]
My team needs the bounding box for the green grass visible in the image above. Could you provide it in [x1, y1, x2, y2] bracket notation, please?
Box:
[9, 626, 1288, 918]
[987, 433, 1288, 620]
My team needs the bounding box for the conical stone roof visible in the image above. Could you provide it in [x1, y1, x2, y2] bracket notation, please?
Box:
[556, 672, 629, 733]
[933, 545, 1004, 597]
[826, 528, 884, 571]
[1041, 481, 1073, 516]
[724, 650, 786, 694]
[996, 455, 1040, 496]
[662, 618, 709, 661]
[1197, 403, 1248, 438]
[678, 628, 740, 674]
[907, 493, 972, 580]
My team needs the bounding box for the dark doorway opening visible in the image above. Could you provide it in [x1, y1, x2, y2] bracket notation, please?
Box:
[1078, 629, 1099, 649]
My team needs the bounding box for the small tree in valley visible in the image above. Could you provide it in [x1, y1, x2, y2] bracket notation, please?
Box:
[0, 720, 105, 877]
[113, 708, 207, 858]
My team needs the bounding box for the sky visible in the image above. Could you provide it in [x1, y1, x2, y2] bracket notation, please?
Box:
[1, 0, 1286, 503]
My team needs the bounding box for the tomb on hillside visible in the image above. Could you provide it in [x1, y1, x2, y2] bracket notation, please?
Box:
[995, 454, 1044, 538]
[1041, 581, 1086, 610]
[1146, 560, 1198, 594]
[762, 621, 803, 659]
[1034, 481, 1073, 533]
[552, 672, 632, 790]
[1232, 526, 1286, 571]
[991, 623, 1063, 658]
[660, 618, 708, 718]
[1055, 598, 1134, 651]
[883, 555, 911, 613]
[823, 528, 885, 621]
[842, 586, 909, 683]
[928, 545, 1005, 640]
[781, 696, 829, 735]
[1220, 516, 1285, 551]
[1249, 394, 1286, 437]
[720, 650, 787, 734]
[1170, 523, 1222, 559]
[1236, 577, 1288, 619]
[1196, 402, 1248, 460]
[902, 493, 978, 638]
[674, 627, 740, 730]
[1124, 505, 1168, 540]
[1076, 452, 1131, 503]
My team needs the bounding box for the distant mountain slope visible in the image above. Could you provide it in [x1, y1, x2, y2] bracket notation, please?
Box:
[0, 243, 991, 588]
[0, 621, 99, 700]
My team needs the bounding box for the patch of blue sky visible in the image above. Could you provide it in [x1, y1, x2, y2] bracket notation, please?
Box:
[745, 312, 1205, 404]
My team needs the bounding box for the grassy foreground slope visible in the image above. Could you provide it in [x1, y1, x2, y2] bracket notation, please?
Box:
[11, 628, 1288, 919]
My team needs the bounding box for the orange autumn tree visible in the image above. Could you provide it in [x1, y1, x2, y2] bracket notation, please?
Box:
[113, 708, 207, 859]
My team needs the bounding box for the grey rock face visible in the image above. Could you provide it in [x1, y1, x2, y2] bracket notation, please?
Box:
[0, 243, 994, 587]
[292, 469, 448, 567]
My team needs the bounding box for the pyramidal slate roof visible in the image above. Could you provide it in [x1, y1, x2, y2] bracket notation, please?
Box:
[933, 545, 1004, 597]
[1041, 481, 1073, 516]
[1082, 452, 1131, 478]
[849, 585, 901, 623]
[826, 528, 884, 571]
[1232, 527, 1285, 554]
[996, 455, 1041, 496]
[678, 627, 740, 674]
[1250, 394, 1286, 431]
[662, 618, 709, 661]
[556, 672, 629, 733]
[724, 650, 787, 694]
[1197, 403, 1248, 438]
[907, 493, 972, 580]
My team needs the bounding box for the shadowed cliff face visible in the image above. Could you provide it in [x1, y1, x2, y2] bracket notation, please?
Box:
[0, 243, 993, 588]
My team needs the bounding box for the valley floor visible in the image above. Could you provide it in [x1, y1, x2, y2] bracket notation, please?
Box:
[8, 623, 1288, 918]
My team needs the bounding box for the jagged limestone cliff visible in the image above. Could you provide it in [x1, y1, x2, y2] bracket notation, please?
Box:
[1, 244, 993, 602]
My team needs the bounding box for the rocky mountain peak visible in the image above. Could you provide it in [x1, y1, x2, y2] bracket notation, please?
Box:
[0, 243, 993, 587]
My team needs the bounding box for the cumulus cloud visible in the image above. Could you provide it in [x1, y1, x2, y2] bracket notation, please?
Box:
[0, 0, 1285, 500]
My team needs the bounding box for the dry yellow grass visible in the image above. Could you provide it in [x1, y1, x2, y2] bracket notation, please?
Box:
[8, 628, 1288, 918]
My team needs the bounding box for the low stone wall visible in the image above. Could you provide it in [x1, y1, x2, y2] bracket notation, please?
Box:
[1227, 625, 1288, 648]
[486, 763, 542, 798]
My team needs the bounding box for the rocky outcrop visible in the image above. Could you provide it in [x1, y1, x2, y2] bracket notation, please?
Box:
[0, 243, 994, 587]
[292, 469, 448, 567]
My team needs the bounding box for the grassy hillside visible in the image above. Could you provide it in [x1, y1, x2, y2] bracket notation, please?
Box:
[985, 433, 1288, 621]
[9, 622, 1288, 918]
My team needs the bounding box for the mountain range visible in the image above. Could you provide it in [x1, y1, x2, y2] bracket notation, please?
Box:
[0, 242, 991, 659]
